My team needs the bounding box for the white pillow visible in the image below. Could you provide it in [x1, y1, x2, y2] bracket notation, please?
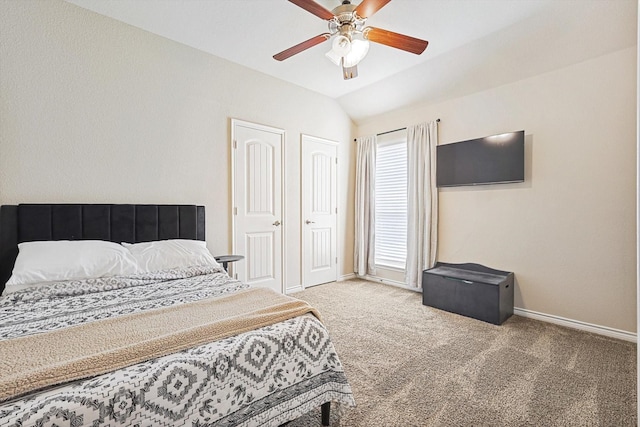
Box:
[6, 240, 140, 287]
[121, 239, 219, 273]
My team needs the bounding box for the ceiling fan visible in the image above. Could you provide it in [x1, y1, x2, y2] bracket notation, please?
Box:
[273, 0, 429, 80]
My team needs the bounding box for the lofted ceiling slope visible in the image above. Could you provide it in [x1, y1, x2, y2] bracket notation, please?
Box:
[65, 0, 637, 123]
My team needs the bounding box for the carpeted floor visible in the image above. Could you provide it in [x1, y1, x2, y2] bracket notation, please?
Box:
[287, 279, 637, 427]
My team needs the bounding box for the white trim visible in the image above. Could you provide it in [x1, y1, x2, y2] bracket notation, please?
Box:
[282, 128, 287, 294]
[230, 119, 237, 262]
[373, 263, 405, 273]
[359, 273, 637, 342]
[514, 307, 637, 343]
[374, 139, 409, 269]
[300, 134, 339, 290]
[362, 274, 421, 292]
[286, 285, 304, 294]
[230, 118, 286, 294]
[338, 273, 356, 281]
[636, 3, 639, 420]
[301, 134, 340, 146]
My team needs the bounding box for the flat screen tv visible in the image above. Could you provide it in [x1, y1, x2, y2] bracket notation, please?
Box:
[436, 130, 524, 187]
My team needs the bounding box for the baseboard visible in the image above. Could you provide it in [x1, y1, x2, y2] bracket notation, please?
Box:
[362, 275, 421, 292]
[336, 275, 636, 342]
[514, 307, 637, 343]
[285, 285, 303, 294]
[289, 274, 355, 291]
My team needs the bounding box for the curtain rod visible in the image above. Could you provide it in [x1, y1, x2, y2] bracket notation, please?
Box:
[354, 118, 440, 142]
[377, 127, 406, 136]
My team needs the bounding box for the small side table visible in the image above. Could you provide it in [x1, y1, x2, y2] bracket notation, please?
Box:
[214, 255, 244, 273]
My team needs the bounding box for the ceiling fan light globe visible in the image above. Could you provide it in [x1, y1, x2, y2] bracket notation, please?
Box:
[331, 35, 352, 56]
[325, 49, 342, 66]
[342, 39, 369, 67]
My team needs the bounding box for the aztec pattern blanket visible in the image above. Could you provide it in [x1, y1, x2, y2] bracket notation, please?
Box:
[0, 266, 355, 426]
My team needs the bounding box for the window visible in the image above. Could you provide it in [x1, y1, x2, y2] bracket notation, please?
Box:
[375, 131, 407, 269]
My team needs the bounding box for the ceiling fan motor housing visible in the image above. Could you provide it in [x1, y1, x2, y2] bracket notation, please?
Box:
[273, 0, 429, 78]
[332, 2, 356, 20]
[330, 2, 365, 40]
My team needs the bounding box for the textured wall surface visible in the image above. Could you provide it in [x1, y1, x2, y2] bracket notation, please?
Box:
[0, 0, 356, 290]
[1, 0, 636, 333]
[358, 48, 637, 333]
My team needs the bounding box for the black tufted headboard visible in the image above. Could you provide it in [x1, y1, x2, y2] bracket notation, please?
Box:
[0, 204, 205, 293]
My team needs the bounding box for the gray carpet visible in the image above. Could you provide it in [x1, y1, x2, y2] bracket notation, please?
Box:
[288, 279, 637, 427]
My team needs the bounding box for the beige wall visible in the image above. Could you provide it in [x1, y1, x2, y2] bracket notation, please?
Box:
[2, 0, 636, 333]
[358, 47, 637, 333]
[0, 0, 356, 290]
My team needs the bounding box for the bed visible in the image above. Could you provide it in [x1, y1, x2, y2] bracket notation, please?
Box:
[0, 204, 354, 427]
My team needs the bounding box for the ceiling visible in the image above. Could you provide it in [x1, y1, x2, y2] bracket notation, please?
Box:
[65, 0, 637, 123]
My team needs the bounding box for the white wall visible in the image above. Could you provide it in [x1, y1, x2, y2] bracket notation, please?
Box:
[2, 0, 635, 333]
[0, 0, 356, 291]
[636, 0, 640, 418]
[358, 47, 637, 333]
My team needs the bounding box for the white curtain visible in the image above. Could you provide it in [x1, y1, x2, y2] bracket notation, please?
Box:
[405, 121, 438, 288]
[354, 135, 377, 277]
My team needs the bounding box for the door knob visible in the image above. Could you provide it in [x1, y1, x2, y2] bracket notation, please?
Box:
[305, 220, 315, 224]
[273, 220, 281, 226]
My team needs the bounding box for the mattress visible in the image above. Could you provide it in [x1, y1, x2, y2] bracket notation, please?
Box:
[0, 266, 355, 426]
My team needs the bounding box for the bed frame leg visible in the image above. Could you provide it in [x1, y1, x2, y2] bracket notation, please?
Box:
[321, 401, 331, 426]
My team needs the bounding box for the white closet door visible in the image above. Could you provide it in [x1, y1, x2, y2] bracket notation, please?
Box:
[232, 119, 284, 294]
[302, 135, 337, 288]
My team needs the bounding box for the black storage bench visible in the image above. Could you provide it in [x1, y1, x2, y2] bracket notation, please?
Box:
[422, 262, 514, 325]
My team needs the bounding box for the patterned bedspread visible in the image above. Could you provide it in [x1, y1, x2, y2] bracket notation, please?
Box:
[0, 266, 355, 426]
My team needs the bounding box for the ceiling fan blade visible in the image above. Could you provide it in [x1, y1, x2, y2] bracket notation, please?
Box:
[354, 0, 392, 18]
[273, 33, 331, 61]
[363, 27, 428, 55]
[288, 0, 335, 20]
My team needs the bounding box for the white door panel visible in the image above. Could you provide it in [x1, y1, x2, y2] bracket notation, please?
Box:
[311, 227, 332, 269]
[232, 120, 284, 294]
[245, 231, 274, 283]
[302, 135, 338, 287]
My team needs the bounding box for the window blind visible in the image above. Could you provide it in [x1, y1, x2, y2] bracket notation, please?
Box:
[375, 140, 407, 269]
